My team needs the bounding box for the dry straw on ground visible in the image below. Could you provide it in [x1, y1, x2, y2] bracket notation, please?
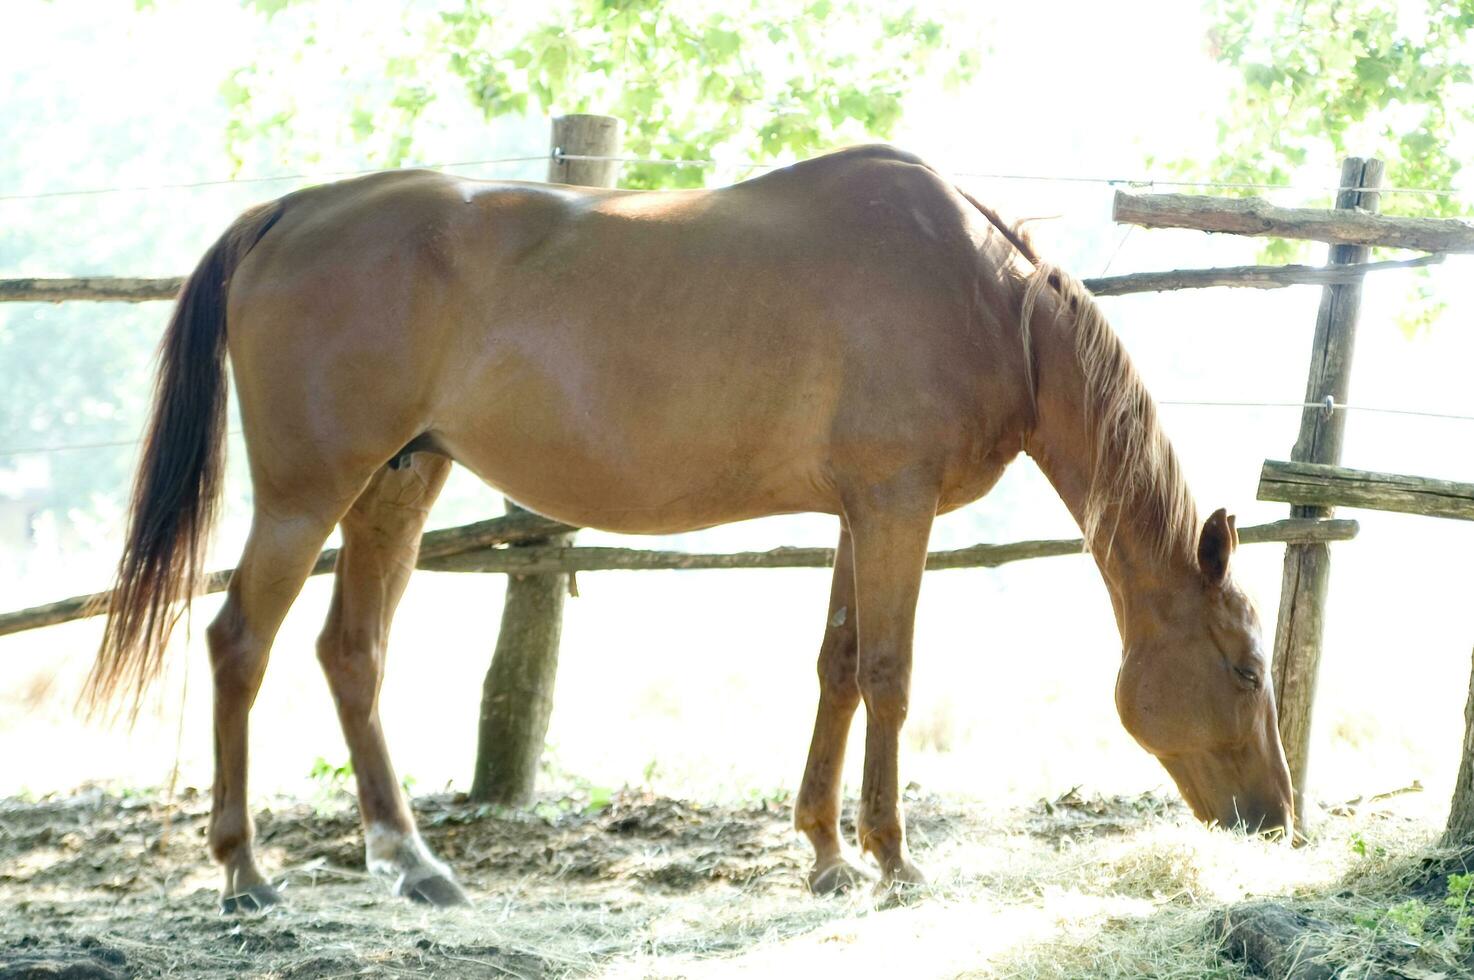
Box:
[0, 782, 1462, 978]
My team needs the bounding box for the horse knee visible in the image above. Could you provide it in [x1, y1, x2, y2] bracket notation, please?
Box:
[858, 659, 910, 727]
[816, 628, 859, 704]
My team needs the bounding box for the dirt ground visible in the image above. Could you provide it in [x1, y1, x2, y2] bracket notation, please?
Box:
[0, 783, 1195, 979]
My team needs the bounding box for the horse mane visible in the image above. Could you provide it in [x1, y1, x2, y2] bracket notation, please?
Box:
[1029, 263, 1198, 563]
[950, 180, 1202, 565]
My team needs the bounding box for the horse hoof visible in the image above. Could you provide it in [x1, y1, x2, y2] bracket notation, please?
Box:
[874, 862, 929, 906]
[807, 860, 871, 896]
[396, 870, 471, 908]
[220, 882, 284, 915]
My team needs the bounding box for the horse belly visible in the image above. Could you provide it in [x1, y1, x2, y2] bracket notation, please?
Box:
[441, 432, 835, 534]
[432, 354, 838, 534]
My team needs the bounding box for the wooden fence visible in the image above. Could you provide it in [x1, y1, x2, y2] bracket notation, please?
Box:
[4, 119, 1469, 816]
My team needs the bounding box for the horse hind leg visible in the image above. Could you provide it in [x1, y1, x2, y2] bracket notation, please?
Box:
[314, 452, 467, 906]
[794, 527, 873, 894]
[209, 505, 344, 913]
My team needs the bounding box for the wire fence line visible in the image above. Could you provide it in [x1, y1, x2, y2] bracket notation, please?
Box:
[0, 155, 552, 202]
[0, 149, 1465, 205]
[1155, 400, 1474, 422]
[4, 401, 1470, 459]
[0, 430, 247, 459]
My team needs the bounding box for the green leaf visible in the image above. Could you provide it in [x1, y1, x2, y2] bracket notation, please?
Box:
[349, 106, 375, 141]
[218, 70, 251, 110]
[541, 40, 569, 85]
[385, 56, 417, 79]
[386, 133, 414, 167]
[585, 785, 614, 814]
[246, 0, 297, 18]
[703, 26, 741, 60]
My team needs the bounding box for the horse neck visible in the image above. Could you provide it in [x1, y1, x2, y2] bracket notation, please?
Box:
[1018, 271, 1199, 631]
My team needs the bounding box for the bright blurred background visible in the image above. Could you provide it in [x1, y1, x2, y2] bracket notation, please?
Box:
[1, 0, 1470, 834]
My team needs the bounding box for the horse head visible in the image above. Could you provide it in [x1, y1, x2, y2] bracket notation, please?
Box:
[1113, 509, 1296, 839]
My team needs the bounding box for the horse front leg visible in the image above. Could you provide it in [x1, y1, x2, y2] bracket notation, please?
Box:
[794, 528, 873, 893]
[316, 454, 467, 906]
[847, 493, 934, 891]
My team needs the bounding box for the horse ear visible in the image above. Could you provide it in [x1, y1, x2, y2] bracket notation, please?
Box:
[1198, 508, 1235, 586]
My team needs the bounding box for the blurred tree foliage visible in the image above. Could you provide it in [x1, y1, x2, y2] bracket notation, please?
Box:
[228, 0, 982, 188]
[1184, 0, 1474, 330]
[0, 56, 179, 539]
[1202, 1, 1473, 213]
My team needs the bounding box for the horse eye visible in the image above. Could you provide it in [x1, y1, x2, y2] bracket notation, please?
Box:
[1233, 666, 1260, 690]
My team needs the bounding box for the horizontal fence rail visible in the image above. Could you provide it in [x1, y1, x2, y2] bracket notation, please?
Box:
[0, 255, 1447, 305]
[1259, 460, 1474, 521]
[0, 277, 185, 303]
[0, 517, 1358, 640]
[1114, 191, 1474, 252]
[1082, 255, 1443, 296]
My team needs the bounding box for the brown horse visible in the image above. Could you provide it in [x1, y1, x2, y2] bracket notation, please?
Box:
[86, 144, 1293, 911]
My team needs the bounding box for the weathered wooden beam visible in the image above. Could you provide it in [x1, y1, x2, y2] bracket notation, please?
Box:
[0, 518, 1357, 640]
[1260, 459, 1474, 521]
[1082, 254, 1443, 296]
[0, 277, 183, 303]
[1114, 188, 1474, 252]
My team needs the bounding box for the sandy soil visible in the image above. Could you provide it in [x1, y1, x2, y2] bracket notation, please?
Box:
[0, 784, 1189, 979]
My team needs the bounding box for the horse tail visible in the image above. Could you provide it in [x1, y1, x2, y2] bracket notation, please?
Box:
[82, 201, 284, 719]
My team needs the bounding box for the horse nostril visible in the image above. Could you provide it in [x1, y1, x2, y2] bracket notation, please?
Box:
[1214, 798, 1290, 838]
[1242, 800, 1294, 842]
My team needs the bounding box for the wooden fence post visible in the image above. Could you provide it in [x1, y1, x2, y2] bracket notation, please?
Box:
[469, 114, 623, 805]
[1270, 156, 1384, 824]
[1444, 647, 1474, 847]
